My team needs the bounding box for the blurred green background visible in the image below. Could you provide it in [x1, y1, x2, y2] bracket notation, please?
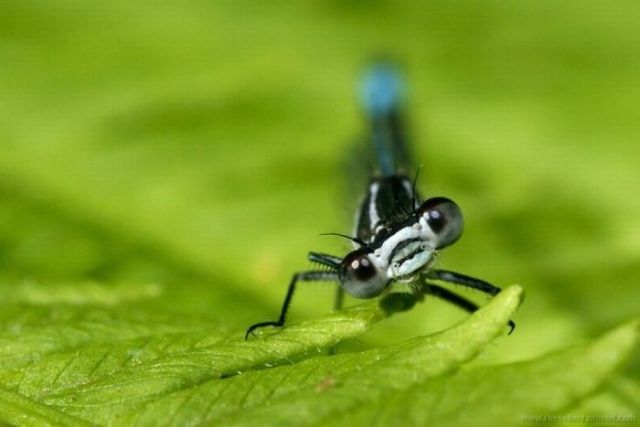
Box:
[1, 0, 638, 418]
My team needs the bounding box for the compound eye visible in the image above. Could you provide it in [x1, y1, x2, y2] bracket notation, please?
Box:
[417, 197, 464, 248]
[338, 249, 388, 299]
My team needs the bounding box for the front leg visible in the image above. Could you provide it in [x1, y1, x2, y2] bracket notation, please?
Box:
[423, 271, 516, 334]
[426, 269, 503, 296]
[245, 270, 339, 339]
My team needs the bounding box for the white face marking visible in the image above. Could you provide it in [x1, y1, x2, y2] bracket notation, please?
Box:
[370, 221, 437, 278]
[388, 241, 433, 278]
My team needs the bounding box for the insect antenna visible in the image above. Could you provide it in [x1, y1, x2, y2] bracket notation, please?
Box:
[411, 165, 423, 214]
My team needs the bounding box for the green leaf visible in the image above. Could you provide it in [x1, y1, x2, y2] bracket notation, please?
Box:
[4, 285, 636, 427]
[0, 288, 390, 423]
[0, 387, 94, 427]
[1, 285, 522, 425]
[337, 320, 640, 427]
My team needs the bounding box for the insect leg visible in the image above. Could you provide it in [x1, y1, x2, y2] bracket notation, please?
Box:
[308, 251, 342, 269]
[426, 269, 503, 296]
[418, 280, 516, 334]
[418, 282, 479, 312]
[245, 270, 339, 340]
[307, 252, 345, 311]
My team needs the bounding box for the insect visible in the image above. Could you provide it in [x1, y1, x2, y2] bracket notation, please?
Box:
[245, 63, 514, 339]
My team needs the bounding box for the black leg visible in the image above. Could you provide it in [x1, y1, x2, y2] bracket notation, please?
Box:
[245, 270, 339, 340]
[418, 282, 480, 313]
[308, 252, 342, 269]
[426, 269, 502, 296]
[418, 277, 516, 334]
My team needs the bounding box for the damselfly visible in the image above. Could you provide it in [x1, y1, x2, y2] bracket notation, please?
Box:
[246, 63, 514, 339]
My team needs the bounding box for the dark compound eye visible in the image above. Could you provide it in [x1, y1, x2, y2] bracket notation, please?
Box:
[343, 251, 376, 281]
[338, 249, 389, 299]
[417, 197, 464, 249]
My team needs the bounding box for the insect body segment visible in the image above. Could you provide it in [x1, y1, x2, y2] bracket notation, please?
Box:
[245, 63, 514, 340]
[361, 63, 411, 178]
